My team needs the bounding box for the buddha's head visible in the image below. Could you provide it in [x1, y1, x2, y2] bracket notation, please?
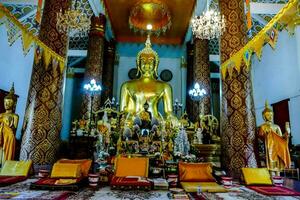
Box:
[136, 35, 159, 78]
[262, 100, 273, 122]
[143, 101, 149, 111]
[4, 83, 17, 111]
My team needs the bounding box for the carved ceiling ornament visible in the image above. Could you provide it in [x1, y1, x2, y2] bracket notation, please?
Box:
[129, 0, 172, 36]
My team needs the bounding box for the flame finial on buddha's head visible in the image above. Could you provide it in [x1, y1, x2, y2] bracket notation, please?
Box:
[262, 100, 272, 116]
[4, 83, 16, 102]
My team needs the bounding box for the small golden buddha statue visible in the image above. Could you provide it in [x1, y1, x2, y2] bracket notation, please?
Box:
[78, 117, 87, 130]
[120, 35, 176, 122]
[179, 112, 190, 128]
[163, 135, 173, 160]
[139, 102, 151, 121]
[0, 84, 19, 163]
[139, 101, 152, 129]
[119, 113, 126, 130]
[258, 100, 291, 171]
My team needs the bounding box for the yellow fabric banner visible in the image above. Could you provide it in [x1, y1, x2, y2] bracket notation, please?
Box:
[252, 35, 265, 61]
[0, 4, 66, 72]
[43, 50, 52, 69]
[21, 30, 34, 55]
[267, 28, 279, 49]
[221, 0, 299, 79]
[243, 48, 253, 69]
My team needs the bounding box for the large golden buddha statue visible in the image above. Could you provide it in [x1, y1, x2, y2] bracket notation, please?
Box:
[258, 101, 291, 172]
[0, 84, 19, 164]
[120, 35, 175, 121]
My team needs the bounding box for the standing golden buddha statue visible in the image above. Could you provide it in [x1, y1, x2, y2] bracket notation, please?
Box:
[0, 84, 19, 164]
[120, 35, 176, 122]
[258, 101, 291, 172]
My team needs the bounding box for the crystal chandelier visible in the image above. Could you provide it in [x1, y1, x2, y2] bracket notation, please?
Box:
[191, 0, 225, 40]
[56, 0, 91, 37]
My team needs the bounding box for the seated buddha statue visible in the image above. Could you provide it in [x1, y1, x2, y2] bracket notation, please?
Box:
[179, 112, 190, 128]
[0, 84, 19, 163]
[139, 101, 152, 129]
[120, 35, 177, 123]
[258, 101, 291, 172]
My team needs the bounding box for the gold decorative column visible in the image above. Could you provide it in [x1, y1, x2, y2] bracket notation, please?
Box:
[193, 38, 211, 116]
[186, 41, 196, 121]
[220, 0, 257, 178]
[81, 15, 106, 119]
[101, 39, 116, 103]
[20, 0, 68, 164]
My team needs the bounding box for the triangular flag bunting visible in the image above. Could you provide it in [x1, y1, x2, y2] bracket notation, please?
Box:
[243, 48, 253, 69]
[278, 0, 298, 25]
[0, 4, 67, 72]
[220, 0, 299, 80]
[253, 35, 265, 61]
[43, 49, 52, 69]
[232, 52, 243, 74]
[285, 15, 299, 35]
[267, 28, 278, 49]
[34, 46, 43, 65]
[59, 60, 65, 73]
[221, 65, 227, 79]
[227, 64, 234, 79]
[21, 30, 34, 55]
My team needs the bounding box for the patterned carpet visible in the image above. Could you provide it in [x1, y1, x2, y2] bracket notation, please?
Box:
[0, 179, 169, 200]
[201, 187, 300, 200]
[90, 187, 169, 200]
[1, 179, 300, 200]
[0, 179, 71, 199]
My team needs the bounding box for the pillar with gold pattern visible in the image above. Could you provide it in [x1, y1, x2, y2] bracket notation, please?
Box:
[80, 15, 106, 119]
[186, 41, 196, 122]
[101, 39, 116, 103]
[219, 0, 257, 178]
[193, 38, 211, 117]
[20, 0, 69, 164]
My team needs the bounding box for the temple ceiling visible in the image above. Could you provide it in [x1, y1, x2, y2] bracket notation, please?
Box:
[0, 0, 290, 62]
[101, 0, 196, 45]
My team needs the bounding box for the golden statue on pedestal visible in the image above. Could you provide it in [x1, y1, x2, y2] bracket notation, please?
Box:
[120, 35, 176, 122]
[0, 84, 19, 164]
[258, 101, 291, 172]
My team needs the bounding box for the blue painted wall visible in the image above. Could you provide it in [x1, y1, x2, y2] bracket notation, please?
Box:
[0, 25, 34, 139]
[116, 42, 186, 58]
[252, 29, 300, 144]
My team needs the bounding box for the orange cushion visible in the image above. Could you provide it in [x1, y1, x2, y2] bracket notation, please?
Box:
[57, 159, 92, 177]
[178, 162, 215, 182]
[115, 157, 149, 177]
[241, 168, 273, 185]
[51, 163, 81, 178]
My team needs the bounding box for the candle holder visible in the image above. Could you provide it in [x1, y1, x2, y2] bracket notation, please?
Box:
[173, 98, 183, 117]
[84, 79, 102, 133]
[188, 82, 206, 116]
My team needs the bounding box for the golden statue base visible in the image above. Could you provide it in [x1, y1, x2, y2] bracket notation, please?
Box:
[192, 144, 221, 167]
